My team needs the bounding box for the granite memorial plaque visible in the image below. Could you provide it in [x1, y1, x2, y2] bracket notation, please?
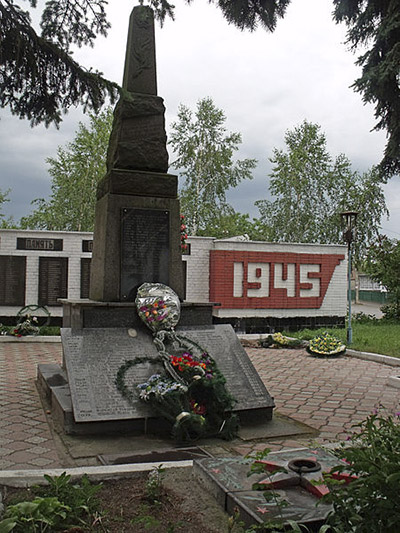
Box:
[62, 324, 273, 424]
[120, 208, 169, 301]
[178, 325, 273, 412]
[0, 255, 26, 306]
[80, 258, 91, 299]
[62, 327, 163, 422]
[39, 257, 68, 306]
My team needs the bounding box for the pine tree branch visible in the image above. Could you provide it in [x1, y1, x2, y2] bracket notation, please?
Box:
[0, 0, 119, 127]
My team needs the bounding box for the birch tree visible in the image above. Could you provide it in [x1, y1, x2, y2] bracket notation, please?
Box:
[169, 97, 257, 235]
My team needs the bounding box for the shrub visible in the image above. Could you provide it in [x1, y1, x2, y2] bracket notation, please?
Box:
[324, 410, 400, 532]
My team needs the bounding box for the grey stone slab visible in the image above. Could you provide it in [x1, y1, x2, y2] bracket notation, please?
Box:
[62, 324, 274, 425]
[178, 325, 274, 414]
[97, 169, 177, 200]
[120, 207, 169, 301]
[62, 327, 161, 423]
[195, 449, 341, 530]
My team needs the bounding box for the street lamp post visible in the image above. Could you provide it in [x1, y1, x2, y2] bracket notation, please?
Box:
[340, 211, 358, 345]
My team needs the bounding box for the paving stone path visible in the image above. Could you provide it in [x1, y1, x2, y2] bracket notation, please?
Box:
[245, 347, 400, 450]
[1, 342, 399, 470]
[0, 342, 63, 470]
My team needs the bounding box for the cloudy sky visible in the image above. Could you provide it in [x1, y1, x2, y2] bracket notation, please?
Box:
[1, 0, 399, 238]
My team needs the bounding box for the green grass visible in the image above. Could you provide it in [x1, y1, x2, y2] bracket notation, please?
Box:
[284, 322, 400, 358]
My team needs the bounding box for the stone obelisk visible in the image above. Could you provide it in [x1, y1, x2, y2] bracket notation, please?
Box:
[89, 4, 183, 303]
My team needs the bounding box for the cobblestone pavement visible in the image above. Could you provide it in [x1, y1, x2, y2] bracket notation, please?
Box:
[241, 347, 400, 454]
[0, 342, 63, 470]
[1, 342, 400, 470]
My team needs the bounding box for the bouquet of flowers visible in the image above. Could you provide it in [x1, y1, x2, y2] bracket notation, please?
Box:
[169, 351, 213, 382]
[180, 214, 188, 253]
[137, 374, 205, 441]
[136, 283, 180, 332]
[168, 348, 238, 440]
[11, 314, 40, 337]
[307, 332, 346, 357]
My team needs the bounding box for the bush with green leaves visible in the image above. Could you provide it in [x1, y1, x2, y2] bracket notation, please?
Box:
[0, 472, 102, 532]
[324, 410, 400, 532]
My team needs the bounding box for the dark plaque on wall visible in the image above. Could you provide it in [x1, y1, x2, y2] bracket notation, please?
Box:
[82, 240, 93, 253]
[80, 258, 91, 298]
[120, 208, 169, 301]
[0, 256, 26, 306]
[38, 257, 68, 306]
[17, 238, 63, 251]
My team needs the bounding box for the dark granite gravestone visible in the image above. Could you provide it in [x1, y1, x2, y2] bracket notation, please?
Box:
[39, 4, 275, 436]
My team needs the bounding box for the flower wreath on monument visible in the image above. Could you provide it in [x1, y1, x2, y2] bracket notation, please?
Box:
[115, 283, 238, 442]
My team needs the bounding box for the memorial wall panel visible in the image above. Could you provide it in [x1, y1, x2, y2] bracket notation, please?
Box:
[80, 258, 91, 298]
[0, 255, 26, 306]
[38, 257, 68, 306]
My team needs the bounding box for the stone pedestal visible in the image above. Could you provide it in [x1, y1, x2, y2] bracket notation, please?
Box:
[89, 169, 183, 302]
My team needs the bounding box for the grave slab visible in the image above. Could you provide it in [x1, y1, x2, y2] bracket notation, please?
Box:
[194, 449, 346, 530]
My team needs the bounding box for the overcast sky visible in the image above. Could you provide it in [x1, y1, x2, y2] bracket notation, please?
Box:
[1, 0, 399, 238]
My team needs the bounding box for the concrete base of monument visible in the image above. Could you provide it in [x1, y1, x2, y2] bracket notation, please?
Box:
[60, 299, 214, 329]
[38, 322, 275, 436]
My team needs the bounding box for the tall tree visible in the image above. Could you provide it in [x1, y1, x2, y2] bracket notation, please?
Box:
[0, 188, 15, 228]
[1, 1, 397, 173]
[364, 235, 400, 309]
[20, 107, 113, 231]
[169, 97, 257, 235]
[332, 0, 400, 176]
[255, 120, 388, 264]
[196, 207, 257, 239]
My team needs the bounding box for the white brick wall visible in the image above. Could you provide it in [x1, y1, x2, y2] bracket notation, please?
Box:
[212, 239, 347, 318]
[182, 237, 214, 303]
[0, 229, 92, 317]
[0, 230, 347, 320]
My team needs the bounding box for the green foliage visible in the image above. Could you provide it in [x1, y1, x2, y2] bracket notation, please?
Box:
[20, 107, 113, 231]
[0, 0, 118, 127]
[1, 0, 398, 175]
[197, 208, 257, 239]
[145, 465, 165, 505]
[255, 121, 388, 265]
[333, 0, 400, 176]
[324, 410, 400, 532]
[0, 497, 70, 532]
[380, 302, 400, 321]
[30, 472, 102, 529]
[364, 235, 400, 307]
[0, 188, 15, 229]
[284, 322, 400, 358]
[169, 97, 257, 235]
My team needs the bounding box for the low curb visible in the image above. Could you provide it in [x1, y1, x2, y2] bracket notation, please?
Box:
[0, 336, 61, 343]
[237, 334, 400, 367]
[346, 348, 400, 367]
[0, 461, 192, 488]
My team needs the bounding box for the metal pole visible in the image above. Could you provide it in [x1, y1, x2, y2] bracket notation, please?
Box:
[347, 243, 352, 344]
